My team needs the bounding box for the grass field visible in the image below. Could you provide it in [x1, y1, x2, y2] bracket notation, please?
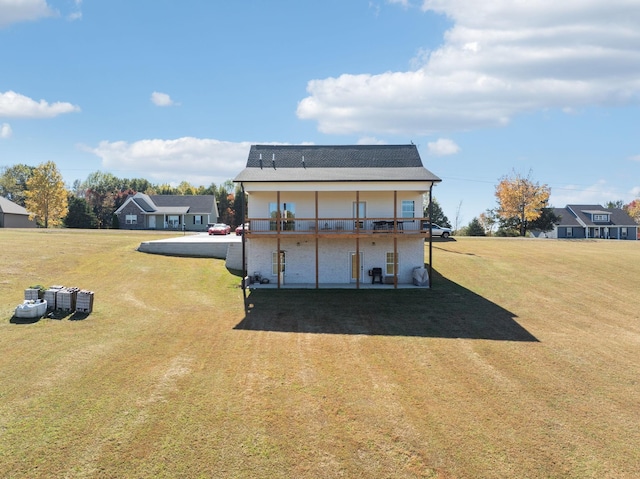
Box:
[1, 229, 639, 478]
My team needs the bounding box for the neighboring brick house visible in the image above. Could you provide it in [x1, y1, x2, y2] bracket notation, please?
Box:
[114, 193, 218, 231]
[234, 144, 442, 288]
[548, 204, 638, 240]
[0, 196, 37, 228]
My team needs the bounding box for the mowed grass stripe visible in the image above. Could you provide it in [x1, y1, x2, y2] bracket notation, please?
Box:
[0, 230, 639, 478]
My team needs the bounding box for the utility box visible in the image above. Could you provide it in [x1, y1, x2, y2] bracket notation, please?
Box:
[76, 290, 94, 314]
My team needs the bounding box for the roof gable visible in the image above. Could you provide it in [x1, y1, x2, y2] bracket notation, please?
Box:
[115, 193, 217, 215]
[557, 205, 637, 227]
[235, 144, 441, 183]
[133, 193, 156, 212]
[246, 144, 424, 168]
[0, 196, 30, 216]
[149, 195, 216, 213]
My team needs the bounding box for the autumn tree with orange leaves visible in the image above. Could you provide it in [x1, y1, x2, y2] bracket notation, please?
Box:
[624, 199, 640, 227]
[25, 161, 68, 228]
[495, 170, 551, 236]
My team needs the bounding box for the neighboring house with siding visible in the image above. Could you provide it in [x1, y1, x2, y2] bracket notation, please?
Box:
[114, 193, 218, 231]
[234, 144, 442, 288]
[546, 204, 638, 240]
[0, 196, 37, 228]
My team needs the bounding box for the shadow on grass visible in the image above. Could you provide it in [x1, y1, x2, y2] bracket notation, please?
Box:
[234, 270, 538, 341]
[10, 310, 91, 324]
[9, 315, 42, 325]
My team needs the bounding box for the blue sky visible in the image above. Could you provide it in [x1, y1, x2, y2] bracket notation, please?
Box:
[1, 0, 639, 225]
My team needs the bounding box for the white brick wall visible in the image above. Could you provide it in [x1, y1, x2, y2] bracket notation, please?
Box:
[247, 236, 425, 285]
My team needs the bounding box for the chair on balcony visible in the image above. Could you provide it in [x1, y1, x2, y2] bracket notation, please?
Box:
[371, 267, 383, 284]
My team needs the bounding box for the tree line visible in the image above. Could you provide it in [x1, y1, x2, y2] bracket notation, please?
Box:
[4, 162, 639, 234]
[1, 162, 243, 229]
[3, 161, 455, 230]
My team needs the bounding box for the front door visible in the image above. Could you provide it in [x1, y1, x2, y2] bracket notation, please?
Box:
[148, 215, 156, 229]
[350, 252, 363, 282]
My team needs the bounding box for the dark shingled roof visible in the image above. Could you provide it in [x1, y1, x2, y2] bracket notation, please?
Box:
[555, 204, 638, 227]
[0, 196, 30, 215]
[149, 195, 216, 213]
[132, 194, 155, 212]
[235, 144, 441, 183]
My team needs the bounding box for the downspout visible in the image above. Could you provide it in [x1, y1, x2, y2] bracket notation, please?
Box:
[277, 191, 281, 289]
[241, 183, 246, 290]
[315, 191, 319, 289]
[428, 185, 434, 287]
[393, 190, 398, 289]
[356, 190, 360, 289]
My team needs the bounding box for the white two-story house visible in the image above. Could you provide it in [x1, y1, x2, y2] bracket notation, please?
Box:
[234, 144, 442, 288]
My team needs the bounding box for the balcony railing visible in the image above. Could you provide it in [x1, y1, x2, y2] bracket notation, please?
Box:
[244, 217, 432, 236]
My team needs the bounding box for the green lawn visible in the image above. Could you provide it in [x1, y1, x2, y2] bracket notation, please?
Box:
[1, 230, 639, 478]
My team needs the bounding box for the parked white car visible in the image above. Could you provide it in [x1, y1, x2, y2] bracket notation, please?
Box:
[423, 223, 452, 238]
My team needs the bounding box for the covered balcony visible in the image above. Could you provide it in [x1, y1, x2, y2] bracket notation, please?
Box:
[244, 217, 432, 238]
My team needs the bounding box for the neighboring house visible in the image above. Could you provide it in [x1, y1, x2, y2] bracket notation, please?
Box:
[0, 196, 37, 228]
[546, 204, 638, 240]
[114, 193, 218, 231]
[234, 144, 442, 288]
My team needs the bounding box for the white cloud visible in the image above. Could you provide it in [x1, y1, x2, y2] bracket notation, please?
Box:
[629, 155, 640, 162]
[357, 136, 387, 145]
[1, 122, 12, 139]
[297, 1, 640, 135]
[0, 90, 80, 118]
[67, 0, 82, 20]
[427, 138, 459, 156]
[549, 180, 624, 207]
[387, 0, 410, 7]
[0, 0, 55, 27]
[151, 91, 178, 107]
[87, 137, 253, 186]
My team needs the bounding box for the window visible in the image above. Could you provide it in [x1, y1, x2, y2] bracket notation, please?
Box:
[593, 214, 608, 221]
[269, 202, 296, 230]
[125, 214, 137, 224]
[401, 200, 415, 218]
[385, 252, 397, 276]
[272, 251, 285, 275]
[566, 227, 573, 238]
[167, 216, 180, 228]
[193, 215, 203, 225]
[353, 201, 366, 218]
[269, 202, 296, 218]
[622, 227, 628, 238]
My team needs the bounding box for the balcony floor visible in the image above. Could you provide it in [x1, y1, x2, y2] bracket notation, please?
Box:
[247, 282, 429, 290]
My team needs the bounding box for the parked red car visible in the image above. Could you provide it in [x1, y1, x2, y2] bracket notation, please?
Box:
[208, 223, 231, 235]
[235, 223, 249, 235]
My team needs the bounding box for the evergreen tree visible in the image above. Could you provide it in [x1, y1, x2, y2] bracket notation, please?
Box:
[605, 200, 624, 210]
[424, 197, 451, 227]
[64, 195, 98, 228]
[232, 184, 245, 226]
[466, 217, 486, 236]
[529, 207, 560, 233]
